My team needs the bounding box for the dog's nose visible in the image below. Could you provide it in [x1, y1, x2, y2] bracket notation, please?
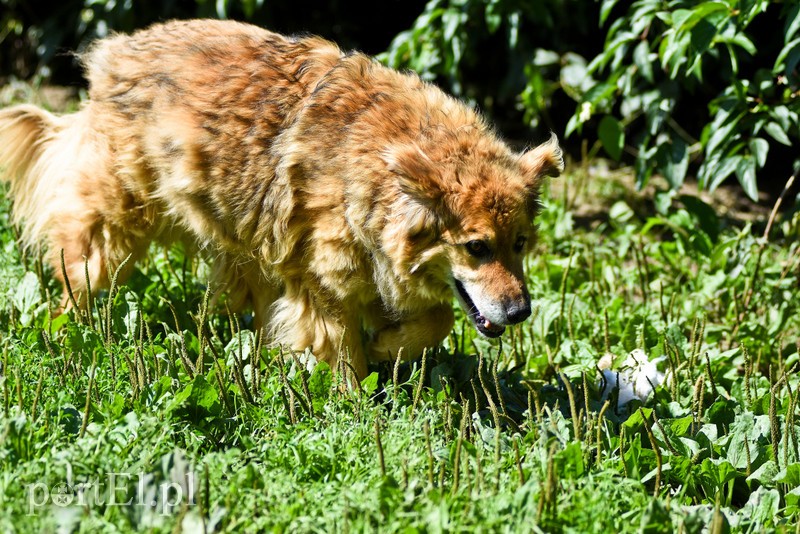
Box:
[505, 300, 531, 324]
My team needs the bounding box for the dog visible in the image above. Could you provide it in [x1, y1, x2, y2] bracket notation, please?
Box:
[0, 19, 563, 380]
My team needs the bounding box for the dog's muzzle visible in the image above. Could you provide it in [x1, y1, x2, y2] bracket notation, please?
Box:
[453, 279, 506, 338]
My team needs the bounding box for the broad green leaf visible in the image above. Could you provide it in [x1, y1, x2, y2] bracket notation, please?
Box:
[700, 458, 738, 488]
[735, 156, 758, 201]
[675, 2, 729, 33]
[118, 289, 140, 339]
[706, 154, 742, 192]
[559, 339, 597, 378]
[705, 399, 736, 426]
[747, 460, 778, 484]
[657, 137, 689, 189]
[361, 372, 379, 395]
[741, 487, 781, 527]
[308, 361, 332, 398]
[670, 415, 694, 436]
[600, 0, 621, 26]
[633, 40, 654, 83]
[598, 115, 625, 161]
[787, 486, 800, 515]
[774, 37, 800, 72]
[661, 32, 690, 78]
[687, 19, 718, 79]
[12, 272, 41, 315]
[774, 463, 800, 486]
[168, 375, 221, 417]
[484, 2, 502, 33]
[589, 33, 637, 74]
[705, 110, 744, 157]
[670, 9, 693, 30]
[785, 4, 800, 42]
[680, 194, 720, 242]
[556, 441, 586, 479]
[770, 105, 795, 129]
[748, 137, 769, 167]
[764, 121, 792, 146]
[225, 330, 254, 367]
[732, 33, 757, 55]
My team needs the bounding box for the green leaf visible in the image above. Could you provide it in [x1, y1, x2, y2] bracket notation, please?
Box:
[747, 460, 778, 484]
[660, 31, 690, 78]
[687, 20, 718, 79]
[12, 272, 41, 314]
[675, 2, 729, 33]
[555, 441, 586, 479]
[720, 32, 757, 56]
[670, 415, 694, 436]
[700, 458, 738, 490]
[361, 372, 380, 395]
[308, 361, 332, 398]
[706, 154, 742, 192]
[168, 375, 221, 418]
[533, 49, 560, 67]
[785, 4, 800, 42]
[657, 137, 689, 189]
[735, 156, 758, 201]
[775, 464, 800, 486]
[600, 0, 620, 26]
[705, 398, 736, 426]
[786, 486, 800, 515]
[117, 289, 140, 339]
[670, 9, 693, 30]
[442, 10, 464, 44]
[680, 194, 720, 242]
[705, 110, 744, 157]
[748, 138, 769, 167]
[598, 115, 625, 160]
[633, 40, 654, 83]
[774, 37, 800, 72]
[741, 487, 781, 527]
[484, 2, 502, 33]
[764, 121, 792, 146]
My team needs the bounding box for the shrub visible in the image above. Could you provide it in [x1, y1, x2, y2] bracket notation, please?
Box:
[384, 0, 800, 200]
[569, 0, 800, 199]
[0, 0, 425, 84]
[380, 0, 601, 136]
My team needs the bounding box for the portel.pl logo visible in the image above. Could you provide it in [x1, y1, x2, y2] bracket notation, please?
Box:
[25, 470, 196, 516]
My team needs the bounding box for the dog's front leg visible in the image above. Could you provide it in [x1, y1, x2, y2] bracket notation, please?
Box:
[270, 294, 369, 383]
[367, 304, 455, 363]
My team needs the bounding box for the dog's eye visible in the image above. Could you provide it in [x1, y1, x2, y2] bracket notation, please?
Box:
[465, 240, 491, 259]
[513, 236, 527, 253]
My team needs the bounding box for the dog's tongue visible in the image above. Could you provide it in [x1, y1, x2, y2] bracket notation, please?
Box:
[479, 315, 505, 336]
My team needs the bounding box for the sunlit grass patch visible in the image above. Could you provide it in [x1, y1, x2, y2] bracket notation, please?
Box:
[0, 168, 799, 532]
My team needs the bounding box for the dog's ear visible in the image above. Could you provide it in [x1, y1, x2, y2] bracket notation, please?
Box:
[382, 143, 446, 239]
[518, 133, 564, 188]
[382, 143, 444, 208]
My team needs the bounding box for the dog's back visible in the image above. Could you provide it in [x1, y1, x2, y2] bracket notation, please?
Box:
[0, 20, 343, 303]
[83, 19, 343, 248]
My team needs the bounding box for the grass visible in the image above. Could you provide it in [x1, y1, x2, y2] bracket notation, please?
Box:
[1, 154, 800, 532]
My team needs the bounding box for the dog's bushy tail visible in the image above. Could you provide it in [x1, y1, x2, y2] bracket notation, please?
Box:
[0, 104, 78, 249]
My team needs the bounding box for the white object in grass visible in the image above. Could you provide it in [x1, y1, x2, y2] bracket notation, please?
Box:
[600, 349, 665, 408]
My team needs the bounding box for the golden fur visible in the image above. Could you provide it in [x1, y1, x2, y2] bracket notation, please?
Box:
[0, 20, 563, 380]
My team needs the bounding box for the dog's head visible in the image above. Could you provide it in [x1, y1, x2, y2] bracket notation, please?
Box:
[383, 133, 564, 337]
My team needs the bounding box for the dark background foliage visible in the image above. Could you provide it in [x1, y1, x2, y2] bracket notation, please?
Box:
[0, 0, 427, 81]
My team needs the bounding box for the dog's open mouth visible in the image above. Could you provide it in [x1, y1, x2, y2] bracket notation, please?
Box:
[453, 279, 505, 338]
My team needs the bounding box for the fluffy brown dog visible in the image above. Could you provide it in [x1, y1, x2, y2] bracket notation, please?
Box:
[0, 19, 563, 380]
